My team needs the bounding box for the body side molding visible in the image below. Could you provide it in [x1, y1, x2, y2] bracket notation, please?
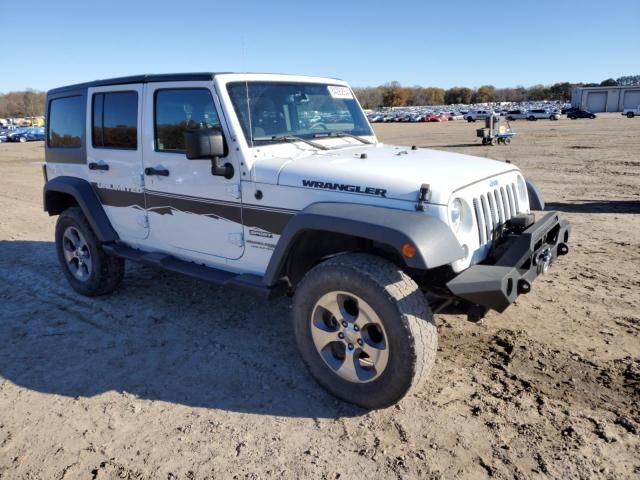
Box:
[43, 176, 119, 242]
[262, 202, 464, 286]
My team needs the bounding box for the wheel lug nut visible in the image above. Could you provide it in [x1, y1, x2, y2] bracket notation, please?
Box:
[341, 321, 348, 328]
[348, 343, 354, 350]
[338, 332, 344, 339]
[357, 339, 363, 346]
[353, 325, 359, 332]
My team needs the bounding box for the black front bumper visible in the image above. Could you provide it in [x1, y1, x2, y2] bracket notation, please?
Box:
[446, 211, 570, 312]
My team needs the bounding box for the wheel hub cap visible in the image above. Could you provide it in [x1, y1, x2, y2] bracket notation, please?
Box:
[310, 291, 389, 383]
[62, 226, 92, 281]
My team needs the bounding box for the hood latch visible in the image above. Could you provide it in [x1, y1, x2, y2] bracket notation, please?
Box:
[415, 184, 430, 211]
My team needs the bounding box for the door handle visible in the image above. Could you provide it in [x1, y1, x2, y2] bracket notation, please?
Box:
[145, 167, 170, 177]
[88, 162, 109, 171]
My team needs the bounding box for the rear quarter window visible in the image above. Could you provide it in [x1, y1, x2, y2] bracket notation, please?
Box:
[48, 96, 84, 148]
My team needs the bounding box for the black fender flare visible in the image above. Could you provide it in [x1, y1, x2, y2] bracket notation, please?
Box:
[525, 178, 545, 211]
[43, 176, 119, 242]
[262, 202, 464, 286]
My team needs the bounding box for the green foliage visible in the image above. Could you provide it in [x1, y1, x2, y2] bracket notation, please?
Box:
[600, 78, 618, 86]
[615, 75, 640, 86]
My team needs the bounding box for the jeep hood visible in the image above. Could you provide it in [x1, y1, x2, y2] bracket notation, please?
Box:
[256, 144, 518, 205]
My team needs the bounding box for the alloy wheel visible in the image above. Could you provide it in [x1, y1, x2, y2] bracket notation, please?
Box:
[310, 291, 389, 383]
[62, 226, 92, 281]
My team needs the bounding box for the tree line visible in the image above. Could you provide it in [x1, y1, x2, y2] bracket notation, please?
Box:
[0, 90, 46, 118]
[1, 74, 639, 115]
[354, 75, 640, 108]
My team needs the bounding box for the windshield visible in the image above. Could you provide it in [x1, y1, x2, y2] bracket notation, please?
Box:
[227, 82, 373, 146]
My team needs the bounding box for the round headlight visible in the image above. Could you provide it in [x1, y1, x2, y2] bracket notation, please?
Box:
[449, 198, 463, 231]
[517, 176, 527, 201]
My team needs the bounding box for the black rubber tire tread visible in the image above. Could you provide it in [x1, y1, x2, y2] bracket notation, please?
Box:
[292, 253, 437, 409]
[55, 207, 124, 297]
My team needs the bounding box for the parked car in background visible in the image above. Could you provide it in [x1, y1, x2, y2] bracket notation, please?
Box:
[8, 127, 45, 142]
[448, 112, 464, 121]
[465, 110, 493, 122]
[5, 128, 28, 142]
[506, 109, 528, 120]
[567, 109, 596, 119]
[424, 113, 447, 122]
[622, 105, 640, 118]
[527, 109, 560, 121]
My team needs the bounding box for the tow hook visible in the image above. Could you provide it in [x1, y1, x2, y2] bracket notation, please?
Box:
[518, 279, 531, 294]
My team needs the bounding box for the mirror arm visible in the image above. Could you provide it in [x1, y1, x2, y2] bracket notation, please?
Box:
[210, 156, 235, 179]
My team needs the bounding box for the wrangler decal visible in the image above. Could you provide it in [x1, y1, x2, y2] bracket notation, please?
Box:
[301, 179, 387, 197]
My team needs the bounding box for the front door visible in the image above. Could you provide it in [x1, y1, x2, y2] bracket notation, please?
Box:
[86, 84, 148, 241]
[142, 82, 244, 260]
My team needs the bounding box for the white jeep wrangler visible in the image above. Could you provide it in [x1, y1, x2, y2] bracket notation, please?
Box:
[43, 73, 570, 408]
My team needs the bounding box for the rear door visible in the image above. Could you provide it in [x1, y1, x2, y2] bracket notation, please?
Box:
[141, 82, 244, 260]
[86, 85, 148, 241]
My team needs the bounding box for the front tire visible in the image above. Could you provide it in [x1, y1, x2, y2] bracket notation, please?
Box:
[19, 136, 27, 143]
[292, 253, 437, 409]
[627, 112, 635, 118]
[55, 207, 124, 296]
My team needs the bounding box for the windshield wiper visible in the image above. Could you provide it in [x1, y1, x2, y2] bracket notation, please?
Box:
[312, 131, 373, 144]
[252, 135, 329, 150]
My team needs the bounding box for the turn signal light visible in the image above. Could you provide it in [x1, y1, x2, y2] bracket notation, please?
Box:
[401, 243, 417, 258]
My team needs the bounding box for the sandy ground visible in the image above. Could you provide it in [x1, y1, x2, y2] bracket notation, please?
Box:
[0, 114, 638, 479]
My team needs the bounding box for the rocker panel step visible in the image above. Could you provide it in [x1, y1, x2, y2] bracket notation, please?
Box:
[102, 243, 286, 299]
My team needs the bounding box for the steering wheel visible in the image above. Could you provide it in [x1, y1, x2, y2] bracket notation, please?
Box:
[309, 122, 328, 131]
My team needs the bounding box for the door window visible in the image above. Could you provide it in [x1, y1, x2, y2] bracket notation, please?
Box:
[154, 89, 220, 152]
[92, 91, 138, 149]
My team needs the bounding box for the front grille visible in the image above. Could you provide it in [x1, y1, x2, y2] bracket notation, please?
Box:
[473, 182, 520, 245]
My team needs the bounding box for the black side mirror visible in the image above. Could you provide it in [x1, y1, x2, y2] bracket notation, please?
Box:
[183, 128, 234, 179]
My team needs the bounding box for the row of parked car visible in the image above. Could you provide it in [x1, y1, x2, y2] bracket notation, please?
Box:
[0, 126, 45, 143]
[364, 100, 606, 124]
[368, 111, 465, 123]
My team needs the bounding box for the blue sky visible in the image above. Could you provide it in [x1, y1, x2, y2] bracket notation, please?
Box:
[2, 0, 638, 92]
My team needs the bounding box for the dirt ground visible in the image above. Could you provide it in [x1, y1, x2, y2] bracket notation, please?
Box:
[0, 114, 638, 480]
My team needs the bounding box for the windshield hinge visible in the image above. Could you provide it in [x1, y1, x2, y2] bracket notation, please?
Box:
[416, 184, 430, 211]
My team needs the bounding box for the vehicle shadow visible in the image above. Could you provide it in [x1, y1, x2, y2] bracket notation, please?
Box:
[0, 240, 364, 419]
[546, 200, 640, 214]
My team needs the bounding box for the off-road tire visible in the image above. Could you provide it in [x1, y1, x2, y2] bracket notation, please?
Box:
[627, 112, 635, 118]
[55, 207, 124, 296]
[292, 253, 437, 409]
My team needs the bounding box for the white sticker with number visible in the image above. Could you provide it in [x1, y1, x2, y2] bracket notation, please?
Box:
[327, 85, 353, 99]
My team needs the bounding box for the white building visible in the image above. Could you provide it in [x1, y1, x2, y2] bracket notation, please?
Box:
[571, 86, 640, 112]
